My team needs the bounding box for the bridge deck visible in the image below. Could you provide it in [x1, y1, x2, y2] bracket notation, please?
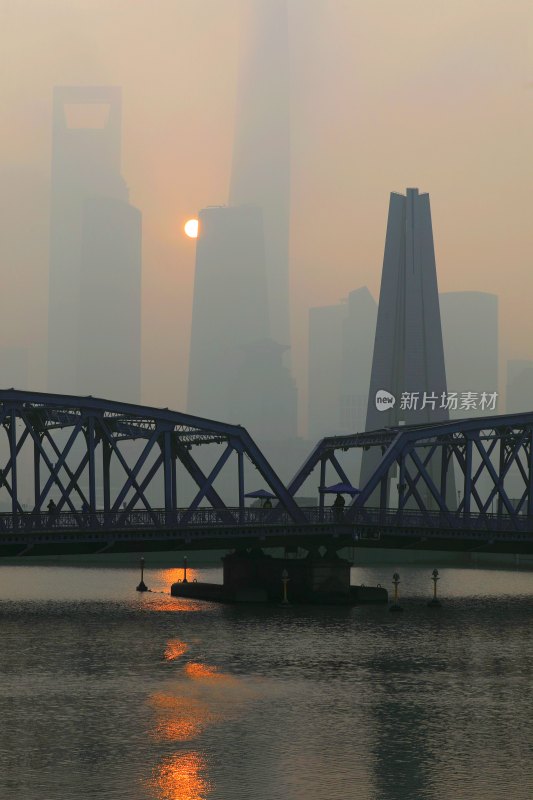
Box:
[0, 507, 531, 558]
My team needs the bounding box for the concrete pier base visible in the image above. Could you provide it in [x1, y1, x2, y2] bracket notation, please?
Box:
[170, 549, 388, 605]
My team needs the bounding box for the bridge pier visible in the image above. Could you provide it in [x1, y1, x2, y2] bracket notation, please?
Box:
[171, 548, 388, 605]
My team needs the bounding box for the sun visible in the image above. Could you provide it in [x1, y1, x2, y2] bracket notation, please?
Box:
[184, 219, 199, 239]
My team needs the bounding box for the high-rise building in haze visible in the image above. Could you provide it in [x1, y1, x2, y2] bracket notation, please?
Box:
[76, 197, 141, 400]
[48, 86, 141, 401]
[365, 189, 449, 431]
[440, 292, 499, 418]
[507, 360, 533, 414]
[308, 303, 345, 439]
[187, 205, 296, 438]
[308, 287, 376, 440]
[362, 188, 452, 502]
[187, 0, 296, 442]
[505, 360, 533, 502]
[340, 288, 377, 433]
[230, 0, 291, 349]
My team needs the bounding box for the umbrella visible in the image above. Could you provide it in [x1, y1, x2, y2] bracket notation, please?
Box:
[244, 489, 276, 499]
[319, 482, 360, 496]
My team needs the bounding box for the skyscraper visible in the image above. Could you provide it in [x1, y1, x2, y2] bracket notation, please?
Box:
[365, 189, 449, 431]
[187, 1, 296, 441]
[340, 287, 377, 433]
[48, 86, 141, 401]
[308, 303, 346, 439]
[440, 292, 499, 418]
[362, 188, 452, 502]
[187, 205, 270, 423]
[76, 197, 142, 401]
[505, 360, 533, 502]
[308, 287, 377, 440]
[507, 360, 533, 414]
[230, 0, 291, 349]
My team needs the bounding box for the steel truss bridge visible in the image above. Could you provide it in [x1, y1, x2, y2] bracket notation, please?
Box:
[0, 390, 532, 557]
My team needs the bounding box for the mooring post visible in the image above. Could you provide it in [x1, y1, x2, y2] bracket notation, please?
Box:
[427, 568, 441, 607]
[183, 555, 188, 584]
[389, 571, 403, 612]
[136, 555, 148, 592]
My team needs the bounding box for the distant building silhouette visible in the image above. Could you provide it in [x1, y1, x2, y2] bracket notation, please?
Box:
[340, 288, 377, 433]
[187, 205, 296, 438]
[308, 303, 345, 439]
[230, 339, 297, 441]
[76, 197, 141, 400]
[188, 0, 297, 444]
[308, 287, 376, 439]
[440, 292, 499, 418]
[48, 86, 141, 401]
[507, 360, 533, 414]
[505, 360, 533, 501]
[362, 188, 453, 503]
[230, 0, 291, 350]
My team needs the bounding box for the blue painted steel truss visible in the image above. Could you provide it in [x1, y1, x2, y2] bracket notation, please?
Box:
[0, 390, 306, 526]
[1, 392, 532, 543]
[288, 413, 533, 531]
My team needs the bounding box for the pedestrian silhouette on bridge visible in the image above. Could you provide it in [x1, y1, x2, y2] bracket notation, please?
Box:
[47, 499, 57, 526]
[333, 493, 345, 520]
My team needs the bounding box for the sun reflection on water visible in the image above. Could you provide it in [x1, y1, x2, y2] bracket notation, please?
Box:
[143, 596, 203, 613]
[147, 640, 260, 798]
[184, 662, 239, 685]
[159, 567, 202, 588]
[148, 692, 220, 742]
[148, 752, 211, 800]
[164, 640, 188, 661]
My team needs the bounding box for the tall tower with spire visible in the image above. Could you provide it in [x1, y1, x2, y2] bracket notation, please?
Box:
[361, 188, 454, 504]
[187, 0, 297, 441]
[229, 0, 291, 350]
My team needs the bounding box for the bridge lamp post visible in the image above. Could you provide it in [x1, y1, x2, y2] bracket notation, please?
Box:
[389, 572, 403, 613]
[427, 568, 441, 608]
[136, 556, 148, 592]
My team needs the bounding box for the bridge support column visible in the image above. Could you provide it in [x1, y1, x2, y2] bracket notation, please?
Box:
[33, 438, 41, 511]
[527, 431, 533, 517]
[162, 430, 173, 515]
[87, 416, 97, 511]
[238, 449, 245, 510]
[319, 458, 326, 521]
[9, 409, 18, 517]
[103, 440, 111, 516]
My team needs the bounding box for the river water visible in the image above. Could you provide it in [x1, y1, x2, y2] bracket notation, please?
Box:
[0, 561, 532, 800]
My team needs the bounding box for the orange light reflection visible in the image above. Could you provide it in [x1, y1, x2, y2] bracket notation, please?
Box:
[145, 596, 203, 613]
[164, 640, 188, 661]
[163, 567, 202, 586]
[184, 662, 238, 685]
[148, 693, 219, 742]
[148, 752, 211, 800]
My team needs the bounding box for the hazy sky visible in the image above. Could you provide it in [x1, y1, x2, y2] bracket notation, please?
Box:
[1, 0, 532, 422]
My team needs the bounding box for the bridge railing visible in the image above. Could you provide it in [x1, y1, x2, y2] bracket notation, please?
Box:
[0, 505, 530, 535]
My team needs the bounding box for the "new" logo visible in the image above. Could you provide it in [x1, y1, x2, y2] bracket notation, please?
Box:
[375, 390, 396, 411]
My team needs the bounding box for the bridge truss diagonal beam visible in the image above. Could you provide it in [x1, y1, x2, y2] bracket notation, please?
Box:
[0, 389, 304, 529]
[288, 411, 533, 530]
